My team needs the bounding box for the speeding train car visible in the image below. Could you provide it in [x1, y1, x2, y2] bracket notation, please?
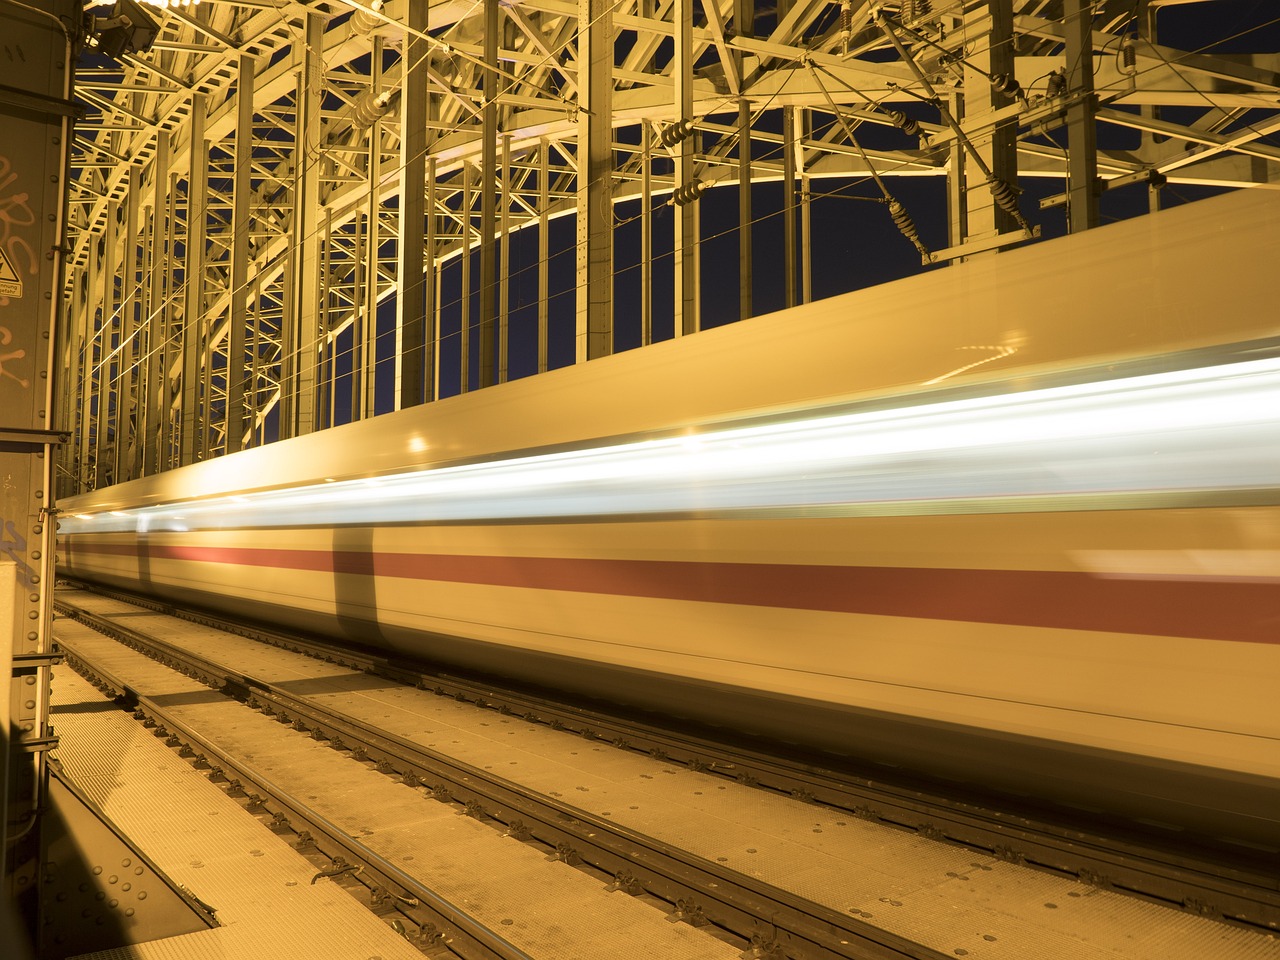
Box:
[58, 189, 1280, 850]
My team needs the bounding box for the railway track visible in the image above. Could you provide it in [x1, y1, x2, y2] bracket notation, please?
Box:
[53, 582, 1280, 955]
[57, 636, 534, 958]
[55, 586, 950, 960]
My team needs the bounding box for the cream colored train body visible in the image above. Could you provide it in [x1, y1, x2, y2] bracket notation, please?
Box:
[59, 190, 1280, 849]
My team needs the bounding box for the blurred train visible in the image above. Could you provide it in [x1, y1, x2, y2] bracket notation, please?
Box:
[58, 189, 1280, 850]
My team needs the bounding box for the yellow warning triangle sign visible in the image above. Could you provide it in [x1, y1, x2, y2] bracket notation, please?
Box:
[0, 246, 22, 298]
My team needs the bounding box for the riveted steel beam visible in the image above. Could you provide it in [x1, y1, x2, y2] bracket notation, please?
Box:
[576, 0, 614, 361]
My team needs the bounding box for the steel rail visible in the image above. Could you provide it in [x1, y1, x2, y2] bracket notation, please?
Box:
[55, 592, 954, 960]
[56, 583, 1280, 933]
[56, 642, 536, 960]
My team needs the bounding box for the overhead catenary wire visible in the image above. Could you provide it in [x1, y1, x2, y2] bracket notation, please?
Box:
[870, 7, 1034, 239]
[804, 59, 932, 264]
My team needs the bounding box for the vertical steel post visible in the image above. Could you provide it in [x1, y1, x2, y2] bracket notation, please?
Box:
[538, 142, 549, 372]
[118, 165, 138, 481]
[737, 99, 753, 321]
[460, 162, 472, 392]
[143, 137, 169, 475]
[160, 174, 178, 469]
[0, 3, 74, 918]
[1140, 7, 1161, 214]
[98, 201, 116, 483]
[433, 260, 443, 399]
[64, 266, 85, 492]
[639, 0, 654, 343]
[426, 157, 438, 399]
[946, 86, 967, 250]
[479, 0, 499, 385]
[321, 208, 333, 429]
[136, 173, 153, 476]
[288, 13, 323, 436]
[499, 134, 510, 382]
[576, 0, 614, 359]
[397, 0, 430, 407]
[80, 246, 97, 488]
[797, 108, 811, 304]
[352, 208, 366, 423]
[227, 54, 253, 452]
[361, 36, 383, 421]
[673, 0, 697, 334]
[641, 126, 652, 345]
[278, 239, 295, 436]
[736, 0, 754, 321]
[782, 105, 796, 309]
[180, 93, 207, 465]
[250, 274, 262, 445]
[1064, 0, 1099, 231]
[960, 0, 1020, 243]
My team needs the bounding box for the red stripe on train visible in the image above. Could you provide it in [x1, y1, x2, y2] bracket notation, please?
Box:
[65, 540, 1280, 644]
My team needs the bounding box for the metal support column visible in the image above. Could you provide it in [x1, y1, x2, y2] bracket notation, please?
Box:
[287, 13, 323, 436]
[352, 209, 366, 425]
[479, 0, 500, 385]
[227, 55, 253, 453]
[499, 134, 510, 382]
[735, 0, 753, 322]
[397, 0, 430, 407]
[118, 165, 138, 482]
[946, 86, 967, 249]
[673, 0, 698, 335]
[97, 201, 116, 483]
[140, 133, 166, 477]
[79, 249, 96, 488]
[641, 127, 652, 345]
[1139, 7, 1161, 214]
[361, 37, 384, 421]
[965, 0, 1019, 241]
[161, 174, 178, 468]
[426, 157, 438, 398]
[782, 105, 796, 309]
[1064, 0, 1099, 232]
[576, 0, 614, 360]
[737, 99, 752, 321]
[63, 266, 85, 492]
[279, 226, 296, 437]
[320, 210, 333, 429]
[180, 93, 206, 465]
[136, 214, 149, 473]
[0, 2, 73, 925]
[460, 162, 472, 392]
[249, 275, 262, 445]
[797, 108, 811, 304]
[538, 142, 549, 371]
[79, 255, 95, 489]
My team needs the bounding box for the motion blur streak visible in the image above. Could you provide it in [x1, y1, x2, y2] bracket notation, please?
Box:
[59, 356, 1280, 535]
[56, 192, 1280, 850]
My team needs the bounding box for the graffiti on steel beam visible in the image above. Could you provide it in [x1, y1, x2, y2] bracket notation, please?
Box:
[0, 153, 36, 303]
[0, 326, 30, 388]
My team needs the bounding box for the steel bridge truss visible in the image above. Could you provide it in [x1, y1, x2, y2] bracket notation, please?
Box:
[57, 0, 1280, 493]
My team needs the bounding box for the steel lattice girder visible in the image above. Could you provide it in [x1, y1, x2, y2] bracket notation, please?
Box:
[61, 0, 1280, 489]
